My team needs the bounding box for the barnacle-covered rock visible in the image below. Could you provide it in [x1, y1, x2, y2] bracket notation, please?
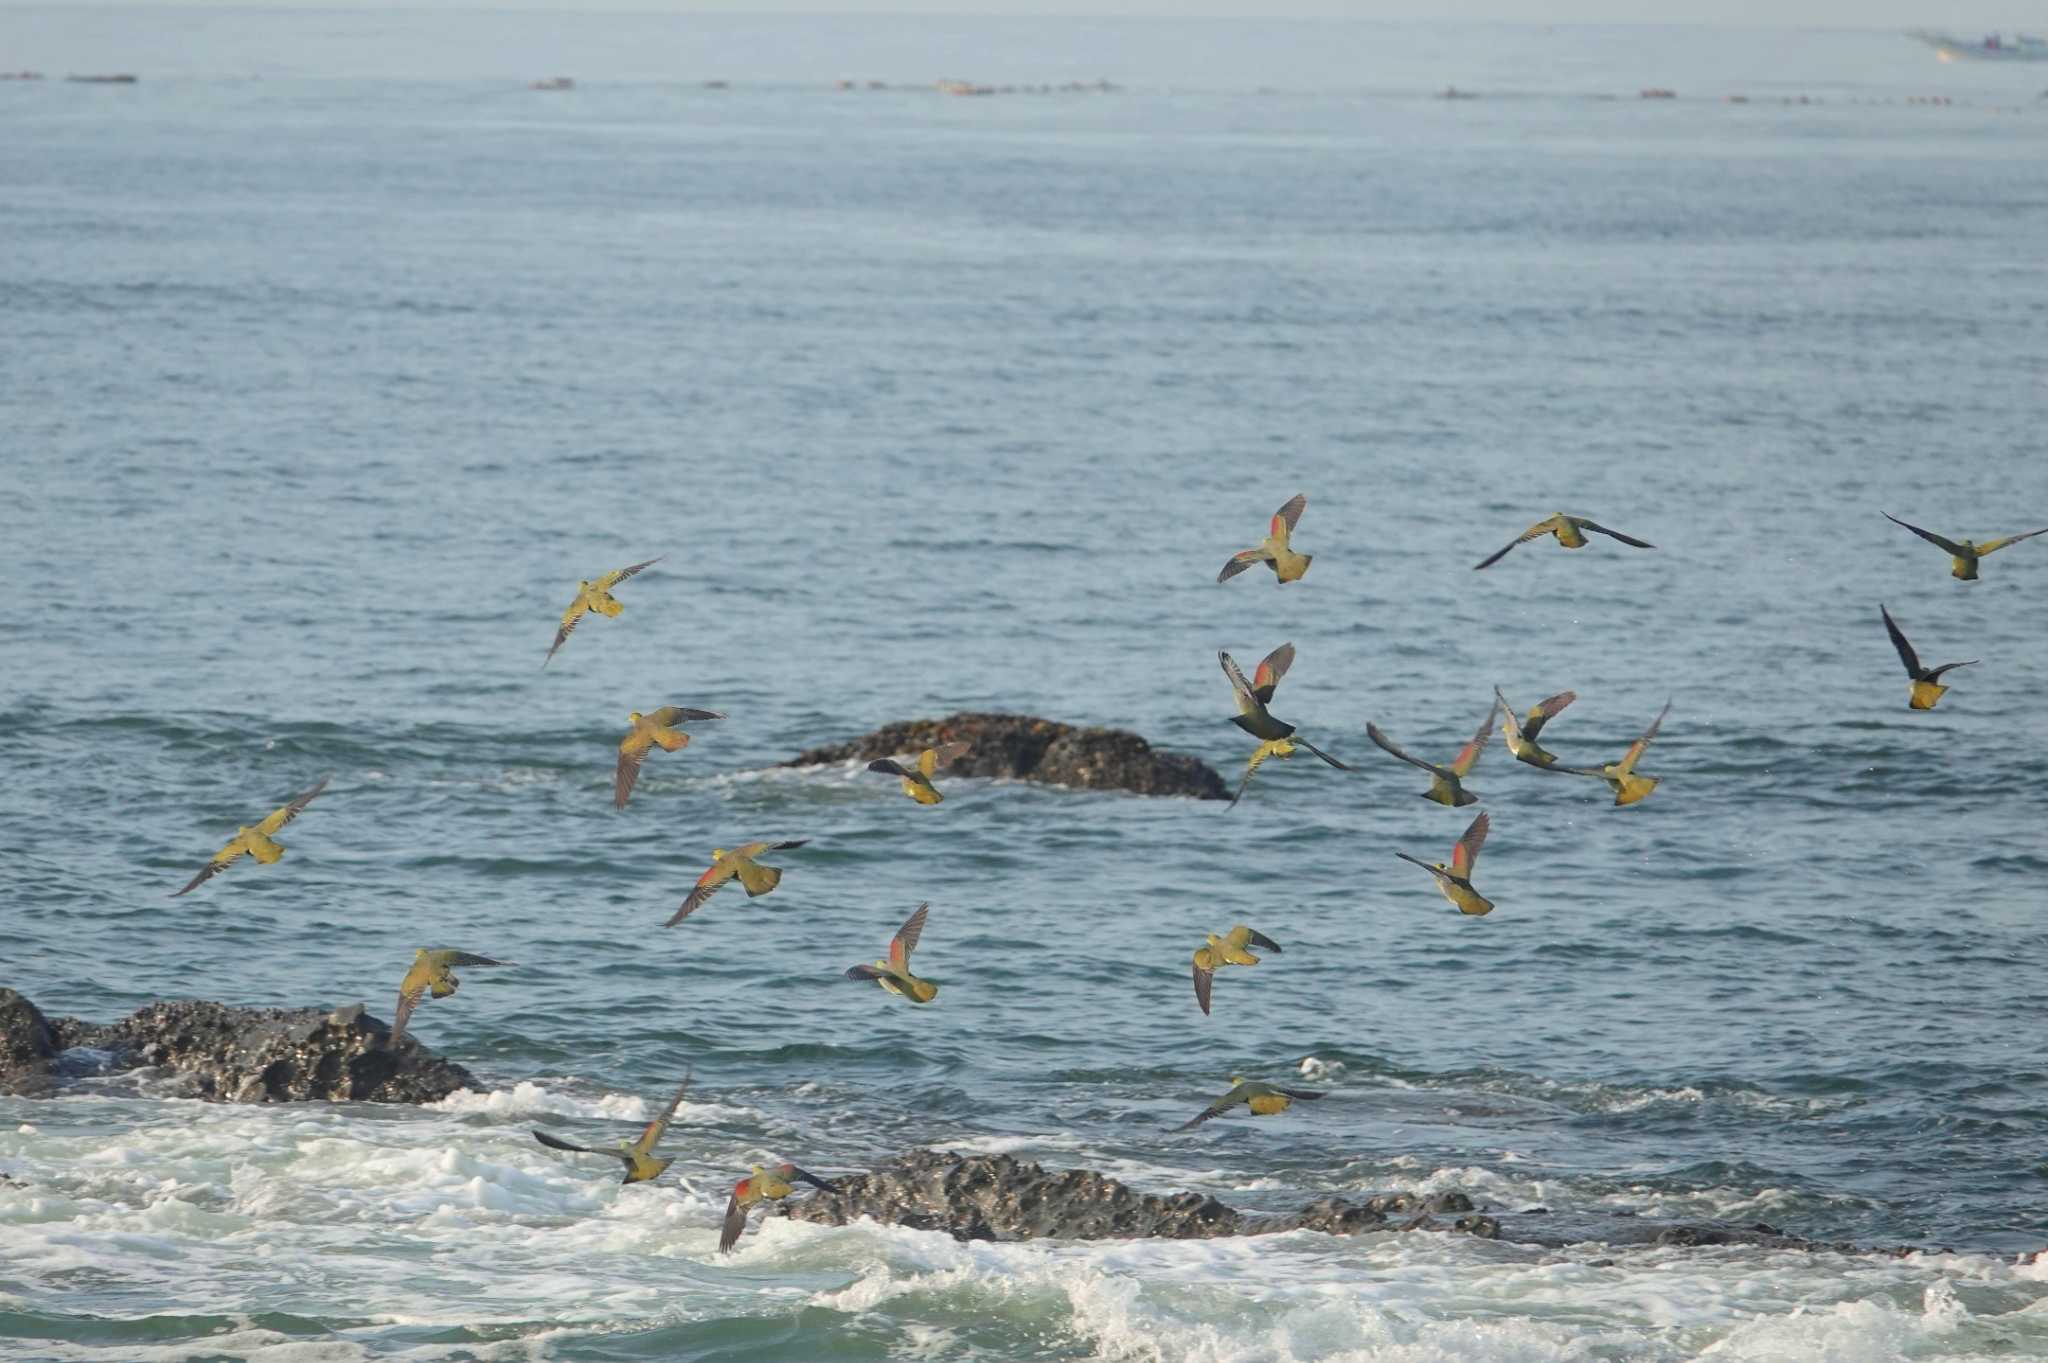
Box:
[778, 1149, 1917, 1254]
[1, 992, 475, 1104]
[786, 713, 1227, 800]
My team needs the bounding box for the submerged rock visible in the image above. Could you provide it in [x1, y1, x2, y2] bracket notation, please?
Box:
[779, 1149, 1917, 1254]
[0, 991, 476, 1104]
[785, 713, 1227, 800]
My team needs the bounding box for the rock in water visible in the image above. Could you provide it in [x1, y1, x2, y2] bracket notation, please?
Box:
[783, 1149, 1245, 1241]
[785, 713, 1227, 800]
[778, 1150, 1924, 1254]
[1, 992, 477, 1103]
[0, 989, 60, 1094]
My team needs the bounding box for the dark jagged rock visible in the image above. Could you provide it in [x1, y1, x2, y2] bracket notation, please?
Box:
[0, 991, 476, 1104]
[0, 989, 60, 1094]
[784, 713, 1227, 800]
[781, 1149, 1247, 1240]
[778, 1149, 1922, 1255]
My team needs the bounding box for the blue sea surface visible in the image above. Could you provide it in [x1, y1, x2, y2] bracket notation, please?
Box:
[3, 11, 2048, 1361]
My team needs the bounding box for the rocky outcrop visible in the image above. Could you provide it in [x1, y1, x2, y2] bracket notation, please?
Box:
[786, 713, 1227, 800]
[0, 989, 59, 1095]
[778, 1150, 1927, 1255]
[1, 992, 476, 1104]
[779, 1150, 1489, 1242]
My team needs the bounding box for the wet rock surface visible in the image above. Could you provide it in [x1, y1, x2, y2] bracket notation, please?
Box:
[785, 713, 1228, 800]
[0, 989, 60, 1094]
[779, 1149, 1925, 1254]
[0, 992, 477, 1103]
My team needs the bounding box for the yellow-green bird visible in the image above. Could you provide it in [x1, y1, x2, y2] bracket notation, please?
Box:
[170, 773, 332, 897]
[665, 840, 809, 925]
[1473, 514, 1655, 571]
[389, 948, 515, 1050]
[1365, 698, 1498, 807]
[867, 741, 970, 805]
[1883, 513, 2047, 582]
[1217, 493, 1313, 584]
[532, 1070, 692, 1184]
[1395, 811, 1494, 916]
[1493, 687, 1578, 770]
[1562, 700, 1672, 806]
[615, 706, 724, 809]
[1191, 925, 1281, 1016]
[1176, 1076, 1325, 1130]
[1881, 604, 1976, 711]
[542, 556, 662, 667]
[719, 1162, 839, 1254]
[843, 903, 938, 1003]
[1220, 645, 1350, 806]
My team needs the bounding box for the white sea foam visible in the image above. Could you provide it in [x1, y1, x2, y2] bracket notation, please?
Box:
[4, 1095, 2043, 1363]
[428, 1080, 756, 1125]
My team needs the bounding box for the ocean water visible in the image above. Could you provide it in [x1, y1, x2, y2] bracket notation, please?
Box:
[5, 10, 2048, 1361]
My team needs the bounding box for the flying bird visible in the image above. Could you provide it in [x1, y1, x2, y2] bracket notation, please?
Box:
[1220, 646, 1350, 806]
[665, 841, 809, 926]
[1395, 810, 1494, 916]
[1493, 687, 1578, 770]
[390, 949, 515, 1050]
[719, 1163, 839, 1254]
[170, 773, 332, 897]
[1191, 925, 1281, 1016]
[867, 742, 970, 805]
[844, 903, 939, 1003]
[532, 1070, 692, 1184]
[1365, 698, 1498, 807]
[543, 557, 662, 666]
[1176, 1076, 1325, 1130]
[1880, 604, 1976, 711]
[1218, 493, 1313, 585]
[615, 706, 724, 809]
[1883, 513, 2046, 582]
[1473, 514, 1655, 571]
[1563, 700, 1672, 806]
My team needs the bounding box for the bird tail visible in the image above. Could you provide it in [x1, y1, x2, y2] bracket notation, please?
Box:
[908, 782, 943, 805]
[246, 832, 285, 864]
[593, 595, 625, 617]
[652, 727, 690, 752]
[1909, 680, 1947, 710]
[1277, 552, 1312, 583]
[1612, 774, 1660, 806]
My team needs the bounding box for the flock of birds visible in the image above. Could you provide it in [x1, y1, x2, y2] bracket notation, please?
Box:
[156, 498, 2044, 1248]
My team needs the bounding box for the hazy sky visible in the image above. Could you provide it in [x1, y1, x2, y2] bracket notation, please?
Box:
[0, 0, 2031, 25]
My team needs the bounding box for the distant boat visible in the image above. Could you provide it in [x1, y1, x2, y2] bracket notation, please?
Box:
[529, 76, 573, 91]
[65, 73, 138, 83]
[1910, 30, 2048, 61]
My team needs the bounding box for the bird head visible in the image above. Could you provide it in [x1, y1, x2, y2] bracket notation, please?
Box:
[712, 848, 728, 860]
[627, 711, 643, 725]
[1229, 1075, 1245, 1086]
